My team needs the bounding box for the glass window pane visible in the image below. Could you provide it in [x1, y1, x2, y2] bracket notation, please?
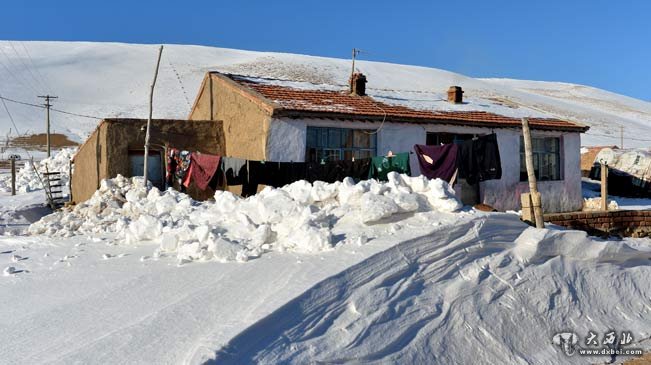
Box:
[354, 130, 370, 148]
[306, 128, 317, 148]
[342, 129, 352, 148]
[328, 129, 341, 148]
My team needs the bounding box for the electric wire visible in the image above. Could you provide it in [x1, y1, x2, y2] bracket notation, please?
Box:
[8, 41, 47, 94]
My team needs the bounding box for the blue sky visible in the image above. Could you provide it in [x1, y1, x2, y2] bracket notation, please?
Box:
[2, 0, 649, 100]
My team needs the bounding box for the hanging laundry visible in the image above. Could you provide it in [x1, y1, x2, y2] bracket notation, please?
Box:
[167, 149, 192, 190]
[306, 158, 371, 183]
[188, 153, 221, 190]
[474, 133, 502, 182]
[413, 144, 459, 182]
[456, 133, 501, 184]
[368, 153, 411, 181]
[222, 157, 247, 186]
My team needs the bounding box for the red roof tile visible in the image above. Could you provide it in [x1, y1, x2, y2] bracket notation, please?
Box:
[232, 77, 588, 132]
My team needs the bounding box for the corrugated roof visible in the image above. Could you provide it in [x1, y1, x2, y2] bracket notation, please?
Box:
[230, 76, 589, 132]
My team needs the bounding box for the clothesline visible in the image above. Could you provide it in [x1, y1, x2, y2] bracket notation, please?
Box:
[166, 149, 412, 197]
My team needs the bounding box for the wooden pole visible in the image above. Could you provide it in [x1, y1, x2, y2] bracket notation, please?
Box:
[10, 156, 15, 196]
[68, 158, 73, 203]
[38, 95, 57, 158]
[600, 162, 608, 211]
[143, 45, 164, 188]
[521, 118, 544, 228]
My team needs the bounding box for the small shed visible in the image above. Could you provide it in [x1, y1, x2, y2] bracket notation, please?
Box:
[71, 118, 224, 203]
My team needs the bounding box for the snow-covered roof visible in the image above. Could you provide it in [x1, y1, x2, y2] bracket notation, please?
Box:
[227, 74, 588, 132]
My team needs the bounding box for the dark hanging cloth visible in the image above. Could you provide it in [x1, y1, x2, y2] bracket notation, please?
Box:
[456, 134, 501, 184]
[368, 153, 411, 182]
[222, 157, 247, 186]
[166, 149, 177, 189]
[474, 133, 502, 182]
[189, 153, 221, 191]
[306, 158, 371, 183]
[413, 144, 459, 182]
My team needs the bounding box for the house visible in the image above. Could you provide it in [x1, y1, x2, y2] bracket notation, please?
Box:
[188, 71, 589, 213]
[588, 147, 651, 197]
[580, 145, 618, 177]
[71, 118, 224, 203]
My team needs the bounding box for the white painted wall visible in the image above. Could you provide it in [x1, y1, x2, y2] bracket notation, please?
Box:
[266, 117, 425, 173]
[266, 117, 583, 213]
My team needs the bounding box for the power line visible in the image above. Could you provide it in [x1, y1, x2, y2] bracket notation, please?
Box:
[0, 48, 39, 95]
[0, 43, 41, 94]
[19, 41, 54, 93]
[0, 94, 22, 135]
[8, 41, 47, 94]
[0, 95, 102, 119]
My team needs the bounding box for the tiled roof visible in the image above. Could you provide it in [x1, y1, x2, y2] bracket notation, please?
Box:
[231, 77, 588, 132]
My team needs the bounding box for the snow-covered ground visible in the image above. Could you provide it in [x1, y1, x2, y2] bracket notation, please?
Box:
[1, 41, 651, 148]
[583, 178, 651, 210]
[2, 40, 651, 364]
[1, 174, 651, 364]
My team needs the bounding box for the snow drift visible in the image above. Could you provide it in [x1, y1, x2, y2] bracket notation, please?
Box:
[0, 148, 75, 193]
[28, 173, 461, 262]
[212, 215, 651, 365]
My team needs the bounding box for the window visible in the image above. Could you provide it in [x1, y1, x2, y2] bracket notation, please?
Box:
[129, 150, 164, 189]
[426, 132, 473, 146]
[306, 127, 377, 162]
[520, 137, 561, 181]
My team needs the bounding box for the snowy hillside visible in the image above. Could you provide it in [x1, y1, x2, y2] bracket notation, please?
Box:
[0, 41, 650, 147]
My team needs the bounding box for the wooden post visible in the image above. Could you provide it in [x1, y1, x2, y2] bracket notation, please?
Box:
[10, 156, 16, 196]
[521, 118, 544, 228]
[143, 45, 164, 188]
[68, 158, 73, 203]
[600, 162, 608, 211]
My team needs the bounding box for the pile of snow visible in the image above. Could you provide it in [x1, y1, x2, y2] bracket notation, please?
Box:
[582, 197, 619, 211]
[28, 173, 461, 262]
[0, 148, 76, 193]
[212, 217, 651, 365]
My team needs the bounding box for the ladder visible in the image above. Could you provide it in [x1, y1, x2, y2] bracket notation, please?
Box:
[43, 167, 66, 210]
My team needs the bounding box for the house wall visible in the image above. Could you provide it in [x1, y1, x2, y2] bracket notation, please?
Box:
[266, 117, 583, 213]
[71, 122, 109, 204]
[189, 74, 272, 160]
[266, 117, 425, 174]
[71, 119, 224, 204]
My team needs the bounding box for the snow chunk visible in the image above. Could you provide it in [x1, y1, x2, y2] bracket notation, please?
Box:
[28, 173, 462, 263]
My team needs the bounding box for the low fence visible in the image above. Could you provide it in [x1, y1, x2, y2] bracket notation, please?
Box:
[544, 210, 651, 238]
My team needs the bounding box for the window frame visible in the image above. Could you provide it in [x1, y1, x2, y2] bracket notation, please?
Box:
[519, 136, 563, 182]
[305, 127, 377, 163]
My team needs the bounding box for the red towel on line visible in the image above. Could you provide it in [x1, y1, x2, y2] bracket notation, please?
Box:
[186, 153, 221, 190]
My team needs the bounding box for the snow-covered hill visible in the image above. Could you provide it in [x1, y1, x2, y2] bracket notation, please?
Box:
[0, 41, 649, 148]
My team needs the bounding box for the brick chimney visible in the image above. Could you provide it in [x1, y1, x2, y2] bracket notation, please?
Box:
[447, 86, 463, 104]
[349, 73, 367, 96]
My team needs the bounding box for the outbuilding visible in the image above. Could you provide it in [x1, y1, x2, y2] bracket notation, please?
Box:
[71, 118, 224, 203]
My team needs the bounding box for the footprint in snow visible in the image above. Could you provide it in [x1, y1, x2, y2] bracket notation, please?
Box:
[140, 256, 150, 262]
[11, 255, 27, 262]
[102, 254, 113, 260]
[3, 266, 26, 276]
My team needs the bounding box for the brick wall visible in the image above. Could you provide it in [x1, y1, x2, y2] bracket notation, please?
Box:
[544, 210, 651, 237]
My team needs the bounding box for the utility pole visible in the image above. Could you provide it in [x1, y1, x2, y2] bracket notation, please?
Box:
[38, 95, 57, 158]
[351, 48, 361, 78]
[620, 125, 624, 149]
[143, 45, 164, 188]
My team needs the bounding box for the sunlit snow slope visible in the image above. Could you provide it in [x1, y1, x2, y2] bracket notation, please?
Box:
[0, 41, 649, 147]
